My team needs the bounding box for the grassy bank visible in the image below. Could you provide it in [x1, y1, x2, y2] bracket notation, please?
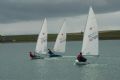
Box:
[0, 30, 120, 42]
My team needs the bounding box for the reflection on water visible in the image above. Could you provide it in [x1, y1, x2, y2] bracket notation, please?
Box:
[0, 40, 120, 80]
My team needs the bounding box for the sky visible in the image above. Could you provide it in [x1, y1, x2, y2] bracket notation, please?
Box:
[0, 0, 120, 35]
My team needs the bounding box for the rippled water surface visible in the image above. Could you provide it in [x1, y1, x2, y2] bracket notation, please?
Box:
[0, 40, 120, 80]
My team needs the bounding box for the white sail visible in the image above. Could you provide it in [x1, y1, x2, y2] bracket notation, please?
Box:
[53, 20, 66, 53]
[81, 6, 98, 55]
[35, 18, 47, 54]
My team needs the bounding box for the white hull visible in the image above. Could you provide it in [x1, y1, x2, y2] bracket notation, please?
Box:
[75, 60, 89, 65]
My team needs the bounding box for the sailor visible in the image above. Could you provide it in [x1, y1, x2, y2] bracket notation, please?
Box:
[77, 52, 87, 62]
[48, 49, 54, 56]
[29, 51, 36, 58]
[48, 49, 61, 57]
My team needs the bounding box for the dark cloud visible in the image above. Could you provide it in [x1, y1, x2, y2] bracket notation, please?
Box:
[0, 0, 120, 23]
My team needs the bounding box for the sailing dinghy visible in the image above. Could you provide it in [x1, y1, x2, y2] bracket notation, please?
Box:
[29, 18, 47, 59]
[75, 6, 99, 65]
[48, 20, 66, 58]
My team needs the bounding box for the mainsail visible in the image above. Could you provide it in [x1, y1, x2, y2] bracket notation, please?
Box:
[81, 6, 98, 55]
[35, 18, 47, 54]
[53, 20, 66, 53]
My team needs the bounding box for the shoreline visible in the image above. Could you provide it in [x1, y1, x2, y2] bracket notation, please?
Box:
[0, 30, 120, 43]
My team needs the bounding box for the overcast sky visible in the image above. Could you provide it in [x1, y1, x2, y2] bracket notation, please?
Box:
[0, 0, 120, 35]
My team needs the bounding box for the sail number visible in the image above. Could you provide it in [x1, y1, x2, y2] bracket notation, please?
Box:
[60, 38, 65, 43]
[88, 32, 98, 41]
[41, 37, 47, 43]
[59, 34, 66, 43]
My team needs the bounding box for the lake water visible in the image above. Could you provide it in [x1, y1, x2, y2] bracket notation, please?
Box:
[0, 40, 120, 80]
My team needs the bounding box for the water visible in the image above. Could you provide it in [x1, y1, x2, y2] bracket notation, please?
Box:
[0, 40, 120, 80]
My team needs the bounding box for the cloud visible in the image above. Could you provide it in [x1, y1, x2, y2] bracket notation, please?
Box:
[0, 0, 120, 23]
[0, 11, 120, 35]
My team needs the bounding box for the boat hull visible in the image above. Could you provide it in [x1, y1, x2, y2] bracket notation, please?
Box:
[49, 54, 62, 58]
[75, 60, 89, 65]
[31, 56, 44, 60]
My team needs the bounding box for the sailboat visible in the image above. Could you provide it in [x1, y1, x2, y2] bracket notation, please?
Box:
[48, 20, 66, 57]
[75, 6, 99, 64]
[29, 18, 47, 59]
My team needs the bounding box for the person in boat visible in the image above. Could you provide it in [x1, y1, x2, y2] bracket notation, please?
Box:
[29, 51, 36, 59]
[48, 49, 54, 55]
[77, 52, 87, 62]
[48, 49, 61, 57]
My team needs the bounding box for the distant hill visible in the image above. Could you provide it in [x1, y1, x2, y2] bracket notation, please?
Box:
[99, 30, 120, 40]
[0, 30, 120, 42]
